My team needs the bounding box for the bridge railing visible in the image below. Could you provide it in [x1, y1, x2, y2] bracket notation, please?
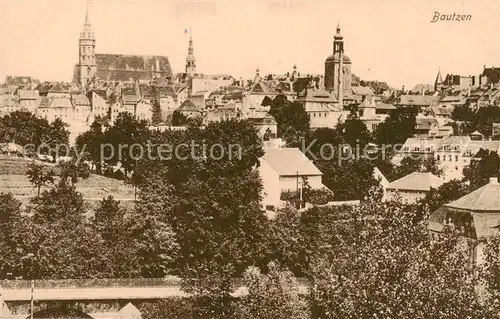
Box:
[0, 277, 310, 290]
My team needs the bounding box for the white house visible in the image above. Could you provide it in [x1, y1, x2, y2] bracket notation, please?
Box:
[429, 177, 500, 266]
[258, 147, 326, 207]
[386, 172, 444, 204]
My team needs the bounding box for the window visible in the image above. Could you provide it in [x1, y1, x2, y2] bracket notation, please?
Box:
[455, 155, 459, 161]
[448, 155, 452, 161]
[437, 155, 440, 161]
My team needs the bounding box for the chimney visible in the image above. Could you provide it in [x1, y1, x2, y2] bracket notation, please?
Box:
[490, 177, 498, 184]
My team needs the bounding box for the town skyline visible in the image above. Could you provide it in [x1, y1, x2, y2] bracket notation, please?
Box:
[1, 0, 498, 88]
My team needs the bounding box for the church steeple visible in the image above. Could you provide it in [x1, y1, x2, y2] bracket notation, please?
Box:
[185, 28, 196, 77]
[435, 67, 444, 91]
[78, 0, 96, 88]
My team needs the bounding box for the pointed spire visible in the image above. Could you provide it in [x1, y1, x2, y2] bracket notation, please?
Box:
[336, 21, 341, 33]
[85, 0, 90, 25]
[188, 28, 194, 55]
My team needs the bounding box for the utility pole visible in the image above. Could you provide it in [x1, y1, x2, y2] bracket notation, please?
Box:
[30, 280, 34, 319]
[1, 280, 3, 319]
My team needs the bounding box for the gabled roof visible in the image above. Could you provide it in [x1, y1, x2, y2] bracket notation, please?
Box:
[71, 94, 91, 105]
[48, 83, 69, 94]
[376, 103, 396, 110]
[123, 94, 141, 105]
[387, 172, 444, 191]
[415, 117, 439, 130]
[261, 147, 322, 176]
[249, 81, 275, 94]
[48, 97, 73, 108]
[352, 86, 374, 96]
[178, 99, 200, 112]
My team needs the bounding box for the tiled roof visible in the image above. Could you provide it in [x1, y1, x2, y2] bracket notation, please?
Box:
[123, 94, 141, 105]
[155, 85, 176, 98]
[71, 94, 90, 105]
[398, 95, 439, 106]
[295, 89, 338, 105]
[386, 172, 444, 191]
[94, 54, 173, 81]
[415, 117, 438, 130]
[399, 138, 443, 153]
[437, 136, 471, 151]
[48, 83, 69, 94]
[18, 90, 39, 99]
[261, 147, 322, 176]
[352, 86, 374, 96]
[376, 103, 396, 110]
[447, 178, 500, 212]
[178, 99, 200, 112]
[39, 97, 50, 107]
[249, 81, 275, 94]
[48, 97, 73, 108]
[431, 107, 453, 116]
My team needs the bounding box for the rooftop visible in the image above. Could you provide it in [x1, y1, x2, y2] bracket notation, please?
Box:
[387, 172, 444, 191]
[260, 147, 322, 176]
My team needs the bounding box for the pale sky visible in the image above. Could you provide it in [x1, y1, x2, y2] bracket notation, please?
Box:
[1, 0, 499, 88]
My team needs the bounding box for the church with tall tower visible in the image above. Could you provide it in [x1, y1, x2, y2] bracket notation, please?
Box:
[77, 2, 96, 88]
[72, 1, 173, 89]
[324, 23, 352, 107]
[185, 30, 196, 77]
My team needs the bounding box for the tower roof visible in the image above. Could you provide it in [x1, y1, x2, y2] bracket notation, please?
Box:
[445, 177, 500, 212]
[334, 22, 343, 40]
[435, 68, 444, 85]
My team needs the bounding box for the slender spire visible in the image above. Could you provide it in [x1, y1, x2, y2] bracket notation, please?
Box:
[188, 28, 194, 55]
[336, 21, 340, 33]
[85, 0, 90, 25]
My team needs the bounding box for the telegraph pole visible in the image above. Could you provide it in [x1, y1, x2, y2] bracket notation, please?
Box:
[30, 280, 34, 319]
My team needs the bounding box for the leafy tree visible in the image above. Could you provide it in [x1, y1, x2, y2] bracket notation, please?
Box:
[388, 156, 442, 181]
[172, 110, 188, 126]
[42, 118, 70, 162]
[463, 149, 500, 190]
[0, 193, 22, 279]
[268, 94, 310, 145]
[0, 111, 51, 147]
[75, 120, 106, 174]
[452, 104, 475, 122]
[58, 159, 91, 187]
[336, 110, 371, 149]
[136, 119, 269, 315]
[238, 262, 309, 319]
[417, 179, 470, 213]
[375, 106, 419, 148]
[25, 162, 55, 196]
[103, 112, 150, 176]
[16, 183, 111, 279]
[306, 198, 491, 318]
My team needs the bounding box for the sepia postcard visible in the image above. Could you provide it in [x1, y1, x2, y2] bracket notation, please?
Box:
[0, 0, 499, 318]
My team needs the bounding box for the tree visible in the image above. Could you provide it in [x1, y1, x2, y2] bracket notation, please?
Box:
[463, 149, 500, 190]
[268, 94, 310, 145]
[336, 110, 371, 149]
[172, 110, 188, 126]
[26, 162, 55, 196]
[388, 156, 443, 181]
[58, 158, 91, 187]
[375, 106, 419, 148]
[0, 193, 22, 279]
[42, 118, 70, 162]
[136, 119, 269, 315]
[103, 112, 150, 176]
[238, 262, 309, 319]
[306, 198, 491, 318]
[0, 111, 51, 147]
[75, 120, 106, 174]
[417, 179, 470, 213]
[16, 183, 112, 279]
